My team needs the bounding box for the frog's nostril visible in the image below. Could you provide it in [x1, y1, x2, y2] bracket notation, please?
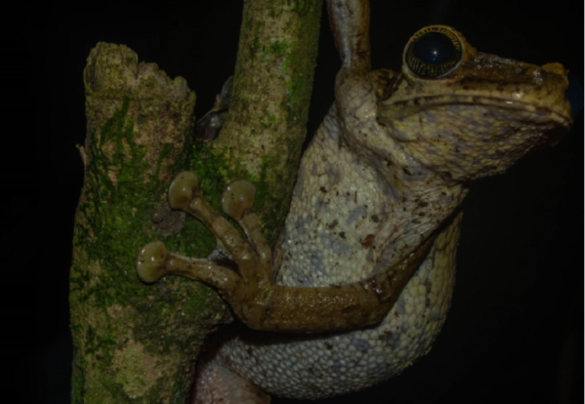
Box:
[567, 73, 583, 117]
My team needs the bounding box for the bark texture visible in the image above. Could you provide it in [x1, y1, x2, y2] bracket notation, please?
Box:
[70, 0, 322, 402]
[70, 43, 229, 403]
[204, 0, 322, 244]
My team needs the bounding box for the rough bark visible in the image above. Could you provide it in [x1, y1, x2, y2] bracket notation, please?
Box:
[69, 1, 322, 402]
[203, 0, 322, 244]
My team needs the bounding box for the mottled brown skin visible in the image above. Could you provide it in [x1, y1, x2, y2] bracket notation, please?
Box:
[137, 0, 573, 401]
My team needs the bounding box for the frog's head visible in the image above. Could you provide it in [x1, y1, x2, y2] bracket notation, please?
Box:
[374, 25, 573, 182]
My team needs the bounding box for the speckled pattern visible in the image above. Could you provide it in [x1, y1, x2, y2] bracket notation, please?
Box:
[220, 211, 461, 398]
[181, 15, 573, 401]
[214, 96, 465, 397]
[209, 22, 572, 398]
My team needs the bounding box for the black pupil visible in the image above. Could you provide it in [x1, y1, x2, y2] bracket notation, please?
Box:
[412, 32, 454, 65]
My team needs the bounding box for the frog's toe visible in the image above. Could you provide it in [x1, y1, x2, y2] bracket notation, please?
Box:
[137, 241, 169, 283]
[221, 179, 256, 221]
[169, 171, 201, 210]
[221, 179, 272, 267]
[137, 240, 241, 289]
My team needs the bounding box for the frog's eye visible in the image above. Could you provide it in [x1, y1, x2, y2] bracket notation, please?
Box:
[404, 26, 463, 79]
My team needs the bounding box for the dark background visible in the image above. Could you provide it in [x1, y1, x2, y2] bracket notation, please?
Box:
[4, 1, 582, 403]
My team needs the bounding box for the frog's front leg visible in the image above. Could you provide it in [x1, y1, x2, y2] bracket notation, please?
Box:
[137, 171, 268, 293]
[137, 171, 434, 333]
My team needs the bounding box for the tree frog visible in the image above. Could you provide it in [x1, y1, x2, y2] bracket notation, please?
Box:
[136, 0, 573, 402]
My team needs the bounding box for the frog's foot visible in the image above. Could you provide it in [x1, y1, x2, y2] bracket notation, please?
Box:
[137, 171, 271, 295]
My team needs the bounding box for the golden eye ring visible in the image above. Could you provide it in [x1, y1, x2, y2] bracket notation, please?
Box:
[404, 26, 463, 79]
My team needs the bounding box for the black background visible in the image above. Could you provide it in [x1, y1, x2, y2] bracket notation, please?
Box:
[4, 1, 582, 403]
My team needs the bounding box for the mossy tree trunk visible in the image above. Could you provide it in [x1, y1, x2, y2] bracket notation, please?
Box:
[69, 0, 322, 403]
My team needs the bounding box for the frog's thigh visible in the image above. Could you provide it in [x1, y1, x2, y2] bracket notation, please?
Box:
[192, 357, 270, 404]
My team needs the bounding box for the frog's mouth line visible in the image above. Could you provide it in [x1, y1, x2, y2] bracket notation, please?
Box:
[379, 94, 573, 128]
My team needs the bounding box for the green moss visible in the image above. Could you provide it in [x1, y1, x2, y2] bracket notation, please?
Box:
[185, 285, 214, 315]
[290, 0, 312, 17]
[71, 93, 217, 400]
[74, 97, 179, 302]
[268, 39, 291, 58]
[99, 376, 128, 402]
[72, 2, 322, 399]
[71, 365, 85, 403]
[187, 141, 287, 245]
[170, 364, 197, 404]
[268, 2, 284, 19]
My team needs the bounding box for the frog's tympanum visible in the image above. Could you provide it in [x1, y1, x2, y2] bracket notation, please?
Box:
[137, 0, 573, 402]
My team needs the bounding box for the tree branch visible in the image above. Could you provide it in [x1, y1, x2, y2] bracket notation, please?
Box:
[70, 1, 322, 402]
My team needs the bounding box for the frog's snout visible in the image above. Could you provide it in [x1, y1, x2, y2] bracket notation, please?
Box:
[567, 73, 583, 117]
